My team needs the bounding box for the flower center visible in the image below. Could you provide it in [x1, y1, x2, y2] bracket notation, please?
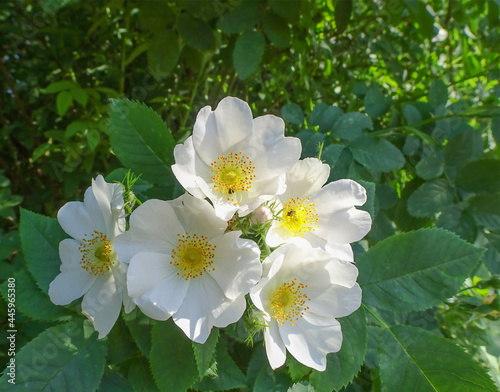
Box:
[211, 152, 256, 201]
[270, 278, 310, 326]
[280, 197, 319, 237]
[79, 230, 116, 276]
[171, 232, 216, 280]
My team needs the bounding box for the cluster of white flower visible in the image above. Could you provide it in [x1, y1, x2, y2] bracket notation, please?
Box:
[49, 97, 371, 371]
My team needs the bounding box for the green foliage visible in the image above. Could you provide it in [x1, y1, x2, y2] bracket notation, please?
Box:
[2, 0, 500, 391]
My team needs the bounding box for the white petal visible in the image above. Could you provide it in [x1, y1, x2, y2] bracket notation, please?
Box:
[252, 136, 302, 182]
[307, 283, 362, 318]
[172, 138, 211, 200]
[59, 238, 84, 272]
[173, 276, 224, 343]
[169, 194, 227, 236]
[91, 175, 125, 236]
[209, 233, 261, 299]
[323, 243, 354, 262]
[212, 296, 246, 328]
[134, 294, 171, 321]
[284, 158, 330, 199]
[280, 316, 342, 371]
[48, 270, 95, 305]
[57, 201, 96, 241]
[313, 179, 367, 212]
[193, 97, 254, 164]
[317, 208, 372, 244]
[264, 319, 287, 369]
[81, 273, 122, 338]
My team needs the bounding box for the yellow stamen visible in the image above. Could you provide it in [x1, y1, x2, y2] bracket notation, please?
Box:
[211, 152, 256, 204]
[79, 230, 115, 276]
[171, 232, 216, 280]
[270, 278, 310, 326]
[281, 197, 319, 237]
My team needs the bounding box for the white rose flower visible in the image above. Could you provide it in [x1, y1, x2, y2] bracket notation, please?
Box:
[49, 175, 133, 338]
[266, 158, 372, 261]
[250, 241, 362, 371]
[172, 96, 301, 220]
[115, 193, 262, 344]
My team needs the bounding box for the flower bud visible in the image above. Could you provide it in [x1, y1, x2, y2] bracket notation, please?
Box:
[250, 205, 273, 225]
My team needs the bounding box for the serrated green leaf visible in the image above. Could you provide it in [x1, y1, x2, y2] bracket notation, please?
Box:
[358, 228, 485, 312]
[177, 14, 215, 52]
[217, 1, 259, 33]
[281, 103, 304, 125]
[436, 206, 477, 243]
[262, 11, 291, 48]
[194, 339, 249, 390]
[429, 79, 448, 108]
[334, 0, 352, 34]
[233, 30, 266, 80]
[97, 371, 134, 392]
[286, 355, 312, 383]
[128, 357, 159, 392]
[456, 159, 500, 194]
[0, 321, 107, 391]
[0, 269, 70, 321]
[407, 179, 454, 217]
[56, 90, 73, 116]
[150, 320, 198, 392]
[415, 146, 444, 180]
[288, 382, 315, 392]
[124, 309, 154, 356]
[147, 30, 179, 81]
[312, 104, 343, 133]
[20, 208, 67, 294]
[484, 231, 500, 274]
[310, 307, 367, 392]
[106, 99, 175, 185]
[379, 325, 498, 392]
[364, 86, 389, 118]
[350, 136, 405, 172]
[192, 327, 219, 378]
[333, 112, 373, 141]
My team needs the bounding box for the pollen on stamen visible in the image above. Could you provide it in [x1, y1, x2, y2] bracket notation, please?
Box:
[170, 232, 217, 281]
[211, 151, 256, 204]
[281, 197, 319, 237]
[270, 278, 310, 326]
[79, 230, 115, 276]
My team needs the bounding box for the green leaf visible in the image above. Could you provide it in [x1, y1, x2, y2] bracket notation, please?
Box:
[281, 103, 304, 125]
[56, 90, 73, 116]
[106, 99, 175, 185]
[311, 104, 343, 133]
[492, 117, 500, 144]
[70, 86, 88, 106]
[147, 30, 180, 81]
[415, 146, 444, 180]
[350, 136, 405, 172]
[296, 130, 325, 159]
[128, 358, 159, 392]
[150, 320, 198, 392]
[379, 325, 498, 392]
[194, 339, 249, 390]
[333, 112, 373, 141]
[98, 371, 134, 392]
[364, 86, 389, 118]
[286, 356, 312, 382]
[407, 179, 454, 217]
[233, 30, 266, 80]
[402, 103, 422, 125]
[20, 208, 67, 294]
[429, 79, 448, 107]
[357, 228, 485, 312]
[217, 1, 259, 33]
[269, 0, 301, 22]
[124, 309, 154, 356]
[288, 382, 315, 392]
[0, 321, 107, 391]
[484, 231, 500, 274]
[436, 206, 477, 243]
[41, 80, 75, 94]
[192, 328, 219, 378]
[262, 11, 291, 48]
[456, 159, 500, 193]
[469, 193, 500, 215]
[334, 0, 352, 34]
[177, 14, 215, 52]
[310, 307, 367, 392]
[32, 143, 53, 162]
[402, 135, 420, 156]
[0, 269, 70, 321]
